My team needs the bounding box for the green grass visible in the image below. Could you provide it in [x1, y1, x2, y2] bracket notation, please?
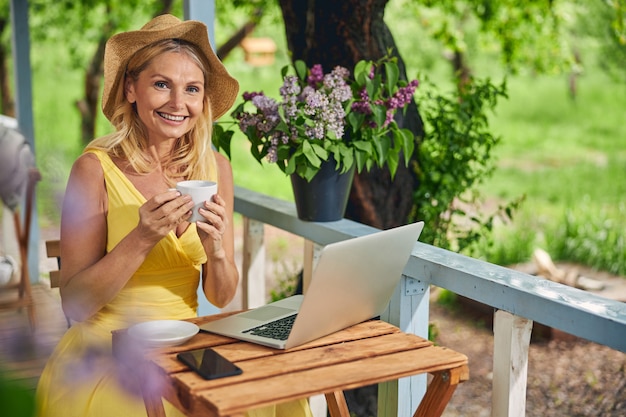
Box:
[485, 72, 626, 208]
[475, 71, 626, 273]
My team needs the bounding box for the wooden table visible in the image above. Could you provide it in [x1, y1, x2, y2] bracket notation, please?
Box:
[113, 313, 468, 417]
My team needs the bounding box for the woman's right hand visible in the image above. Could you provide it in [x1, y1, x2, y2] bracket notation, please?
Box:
[136, 189, 194, 242]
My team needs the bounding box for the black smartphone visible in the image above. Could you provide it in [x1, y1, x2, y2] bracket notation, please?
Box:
[177, 348, 243, 380]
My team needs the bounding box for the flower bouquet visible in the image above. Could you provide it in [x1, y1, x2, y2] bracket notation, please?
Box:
[213, 55, 419, 182]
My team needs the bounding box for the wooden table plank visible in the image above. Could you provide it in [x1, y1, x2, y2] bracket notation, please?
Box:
[171, 331, 432, 393]
[183, 345, 466, 416]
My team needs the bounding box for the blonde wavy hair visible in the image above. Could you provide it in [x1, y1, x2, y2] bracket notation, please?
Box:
[87, 39, 217, 184]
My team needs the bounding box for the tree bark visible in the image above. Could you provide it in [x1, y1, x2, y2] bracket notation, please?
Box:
[217, 8, 263, 60]
[278, 0, 423, 229]
[217, 21, 257, 60]
[451, 49, 472, 94]
[77, 34, 107, 144]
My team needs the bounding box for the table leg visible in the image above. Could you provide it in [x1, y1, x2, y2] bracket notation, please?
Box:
[413, 365, 469, 417]
[325, 391, 350, 417]
[142, 393, 166, 417]
[138, 357, 166, 417]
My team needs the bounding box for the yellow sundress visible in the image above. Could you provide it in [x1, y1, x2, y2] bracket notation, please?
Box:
[36, 149, 311, 417]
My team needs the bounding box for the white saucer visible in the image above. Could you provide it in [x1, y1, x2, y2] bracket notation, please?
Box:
[128, 320, 199, 348]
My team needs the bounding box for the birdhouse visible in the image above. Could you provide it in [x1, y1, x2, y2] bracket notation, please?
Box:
[240, 37, 277, 66]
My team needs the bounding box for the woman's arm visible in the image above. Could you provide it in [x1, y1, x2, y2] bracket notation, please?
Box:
[196, 152, 239, 308]
[59, 153, 194, 322]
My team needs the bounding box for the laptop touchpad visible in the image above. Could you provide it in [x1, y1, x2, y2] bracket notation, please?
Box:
[240, 306, 295, 321]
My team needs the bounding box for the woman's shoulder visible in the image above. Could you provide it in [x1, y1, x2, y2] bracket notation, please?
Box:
[64, 151, 107, 213]
[71, 151, 105, 179]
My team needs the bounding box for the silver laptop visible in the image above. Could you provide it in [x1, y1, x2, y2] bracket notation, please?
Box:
[200, 221, 424, 349]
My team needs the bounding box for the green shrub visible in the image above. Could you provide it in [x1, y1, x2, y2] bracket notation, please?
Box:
[548, 201, 626, 276]
[412, 76, 521, 254]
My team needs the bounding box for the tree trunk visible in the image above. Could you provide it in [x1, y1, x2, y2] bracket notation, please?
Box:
[217, 8, 263, 60]
[77, 35, 107, 144]
[278, 0, 423, 229]
[451, 49, 472, 94]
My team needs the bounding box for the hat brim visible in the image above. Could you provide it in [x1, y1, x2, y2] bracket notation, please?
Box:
[102, 14, 239, 122]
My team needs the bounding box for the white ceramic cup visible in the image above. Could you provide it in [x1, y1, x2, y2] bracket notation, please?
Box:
[175, 180, 218, 223]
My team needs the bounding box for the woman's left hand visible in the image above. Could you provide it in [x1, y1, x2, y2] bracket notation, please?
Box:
[195, 193, 228, 255]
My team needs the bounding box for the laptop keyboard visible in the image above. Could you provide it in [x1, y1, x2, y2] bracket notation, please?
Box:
[242, 314, 297, 341]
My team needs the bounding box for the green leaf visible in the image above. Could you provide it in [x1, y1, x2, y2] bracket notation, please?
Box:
[397, 128, 415, 166]
[250, 145, 266, 164]
[311, 142, 329, 160]
[384, 61, 399, 94]
[352, 140, 373, 153]
[365, 78, 376, 101]
[285, 155, 297, 175]
[299, 164, 318, 182]
[211, 124, 234, 159]
[340, 149, 354, 173]
[347, 112, 365, 131]
[374, 135, 391, 165]
[372, 105, 387, 127]
[302, 140, 322, 168]
[294, 60, 308, 81]
[354, 60, 372, 85]
[355, 149, 369, 173]
[387, 150, 400, 179]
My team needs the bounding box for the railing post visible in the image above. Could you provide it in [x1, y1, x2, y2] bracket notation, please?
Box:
[241, 217, 265, 309]
[378, 275, 430, 417]
[492, 310, 533, 417]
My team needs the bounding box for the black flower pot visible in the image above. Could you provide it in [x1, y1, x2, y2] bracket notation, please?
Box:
[290, 159, 355, 222]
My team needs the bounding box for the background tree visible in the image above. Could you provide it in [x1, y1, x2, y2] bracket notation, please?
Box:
[576, 0, 626, 83]
[28, 0, 176, 144]
[395, 0, 574, 93]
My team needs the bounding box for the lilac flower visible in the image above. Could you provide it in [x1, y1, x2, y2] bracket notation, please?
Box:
[389, 80, 420, 110]
[305, 123, 325, 140]
[251, 94, 278, 113]
[242, 91, 263, 101]
[222, 57, 419, 181]
[351, 87, 373, 115]
[280, 75, 302, 97]
[308, 64, 324, 86]
[267, 133, 282, 163]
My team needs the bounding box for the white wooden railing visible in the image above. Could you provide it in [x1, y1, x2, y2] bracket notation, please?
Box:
[233, 186, 626, 417]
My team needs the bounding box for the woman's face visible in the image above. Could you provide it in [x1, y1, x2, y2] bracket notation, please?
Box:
[126, 51, 205, 144]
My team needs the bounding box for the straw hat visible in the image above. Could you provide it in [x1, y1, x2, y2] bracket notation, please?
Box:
[102, 14, 239, 121]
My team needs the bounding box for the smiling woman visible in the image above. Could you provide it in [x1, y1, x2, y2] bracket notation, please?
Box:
[124, 45, 206, 145]
[34, 14, 312, 417]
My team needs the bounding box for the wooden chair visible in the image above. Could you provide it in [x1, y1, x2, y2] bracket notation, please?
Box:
[45, 240, 61, 290]
[0, 168, 41, 329]
[45, 239, 71, 328]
